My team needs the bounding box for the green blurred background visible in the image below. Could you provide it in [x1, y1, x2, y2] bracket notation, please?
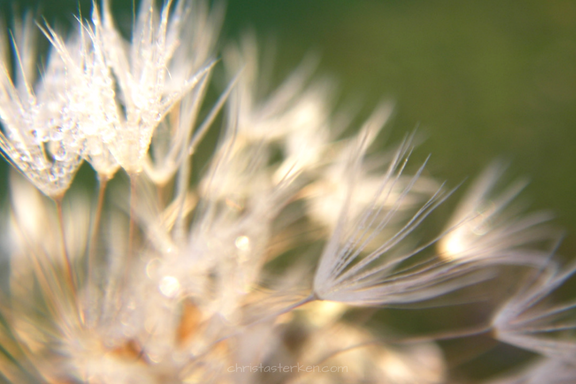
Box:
[0, 0, 575, 380]
[0, 0, 575, 252]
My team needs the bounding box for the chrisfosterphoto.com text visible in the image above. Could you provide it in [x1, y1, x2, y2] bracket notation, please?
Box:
[227, 363, 349, 374]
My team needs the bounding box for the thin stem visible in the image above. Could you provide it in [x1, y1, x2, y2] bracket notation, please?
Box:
[203, 293, 317, 354]
[126, 172, 139, 281]
[156, 180, 166, 210]
[85, 174, 108, 326]
[391, 322, 493, 344]
[245, 293, 317, 328]
[54, 196, 77, 300]
[174, 150, 191, 244]
[297, 322, 493, 381]
[88, 175, 108, 281]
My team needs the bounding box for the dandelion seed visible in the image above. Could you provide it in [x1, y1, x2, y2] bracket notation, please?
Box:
[0, 17, 83, 198]
[96, 0, 215, 173]
[438, 162, 555, 267]
[492, 259, 576, 361]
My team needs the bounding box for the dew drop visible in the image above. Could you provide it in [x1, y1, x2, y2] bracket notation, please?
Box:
[29, 129, 39, 141]
[146, 258, 161, 279]
[52, 143, 67, 161]
[147, 352, 162, 364]
[34, 158, 48, 171]
[48, 169, 58, 182]
[50, 126, 63, 141]
[159, 276, 180, 298]
[19, 153, 31, 163]
[235, 236, 251, 251]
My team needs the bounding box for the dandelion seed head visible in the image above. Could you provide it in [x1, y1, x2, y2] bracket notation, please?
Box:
[0, 1, 568, 383]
